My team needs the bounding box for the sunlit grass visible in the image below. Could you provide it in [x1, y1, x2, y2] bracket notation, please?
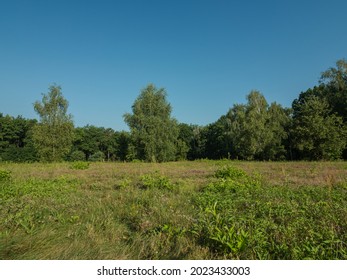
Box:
[1, 161, 346, 259]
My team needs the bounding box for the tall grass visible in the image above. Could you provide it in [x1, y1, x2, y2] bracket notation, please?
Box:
[193, 165, 347, 259]
[0, 161, 346, 259]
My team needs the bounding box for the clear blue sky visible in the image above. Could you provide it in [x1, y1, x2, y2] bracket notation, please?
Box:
[1, 0, 346, 131]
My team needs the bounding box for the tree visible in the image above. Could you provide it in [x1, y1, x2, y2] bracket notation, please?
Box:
[100, 128, 117, 161]
[262, 103, 291, 160]
[223, 91, 291, 160]
[0, 113, 38, 162]
[89, 151, 105, 162]
[226, 91, 272, 160]
[204, 116, 232, 159]
[177, 123, 198, 160]
[69, 150, 86, 161]
[124, 84, 179, 162]
[291, 59, 347, 159]
[72, 126, 99, 160]
[114, 131, 131, 161]
[71, 125, 130, 161]
[290, 60, 347, 123]
[320, 59, 347, 88]
[32, 85, 74, 162]
[291, 95, 346, 160]
[71, 125, 118, 161]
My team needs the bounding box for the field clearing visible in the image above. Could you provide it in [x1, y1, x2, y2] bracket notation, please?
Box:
[1, 160, 347, 259]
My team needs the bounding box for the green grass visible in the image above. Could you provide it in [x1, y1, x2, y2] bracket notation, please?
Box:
[0, 161, 346, 259]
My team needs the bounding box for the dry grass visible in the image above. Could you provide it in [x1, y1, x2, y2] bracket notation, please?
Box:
[6, 160, 346, 187]
[1, 160, 346, 259]
[235, 161, 347, 187]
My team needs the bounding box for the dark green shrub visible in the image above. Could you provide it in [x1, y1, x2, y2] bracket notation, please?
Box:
[215, 165, 247, 180]
[89, 151, 105, 162]
[69, 150, 86, 161]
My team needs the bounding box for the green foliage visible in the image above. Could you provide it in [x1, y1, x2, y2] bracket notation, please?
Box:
[69, 150, 86, 161]
[32, 123, 74, 162]
[0, 169, 11, 181]
[0, 145, 38, 162]
[0, 114, 38, 162]
[187, 125, 208, 160]
[214, 165, 247, 180]
[1, 161, 347, 259]
[140, 172, 176, 190]
[194, 202, 249, 255]
[0, 176, 79, 237]
[70, 161, 90, 170]
[116, 178, 132, 189]
[193, 165, 347, 259]
[114, 131, 131, 161]
[263, 103, 292, 160]
[289, 59, 347, 159]
[2, 59, 347, 162]
[32, 85, 74, 162]
[224, 91, 291, 160]
[227, 91, 271, 160]
[89, 151, 105, 162]
[204, 116, 231, 159]
[320, 59, 347, 121]
[73, 126, 118, 161]
[124, 84, 179, 162]
[291, 95, 346, 160]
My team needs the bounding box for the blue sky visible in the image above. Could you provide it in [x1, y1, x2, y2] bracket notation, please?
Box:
[1, 0, 346, 131]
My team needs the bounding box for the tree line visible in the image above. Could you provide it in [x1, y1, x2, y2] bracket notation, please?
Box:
[1, 59, 346, 162]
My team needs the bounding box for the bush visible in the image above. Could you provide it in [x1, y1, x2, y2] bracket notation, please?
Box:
[69, 150, 86, 161]
[89, 151, 105, 162]
[70, 161, 90, 170]
[0, 169, 11, 182]
[0, 146, 38, 162]
[215, 165, 247, 180]
[115, 178, 132, 190]
[140, 172, 176, 190]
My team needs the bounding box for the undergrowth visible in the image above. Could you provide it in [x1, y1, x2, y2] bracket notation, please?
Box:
[193, 165, 347, 259]
[139, 172, 177, 191]
[0, 169, 11, 182]
[70, 161, 90, 170]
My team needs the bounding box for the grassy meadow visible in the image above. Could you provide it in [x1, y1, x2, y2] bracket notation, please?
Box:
[1, 160, 347, 260]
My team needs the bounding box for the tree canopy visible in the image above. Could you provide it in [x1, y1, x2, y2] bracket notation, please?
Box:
[1, 59, 346, 162]
[32, 85, 74, 162]
[124, 84, 180, 162]
[291, 95, 346, 160]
